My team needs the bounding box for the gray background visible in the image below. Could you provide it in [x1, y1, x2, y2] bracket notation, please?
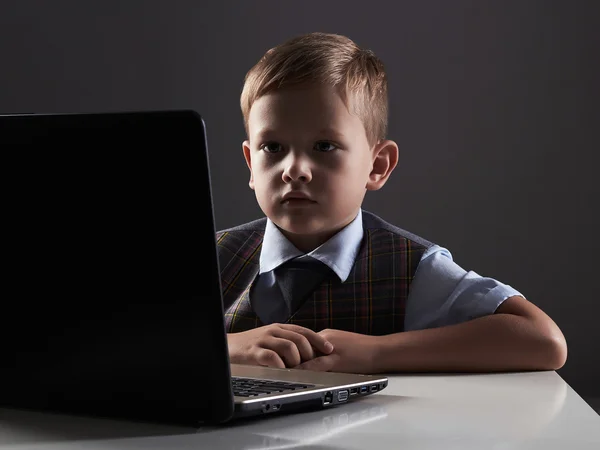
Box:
[1, 1, 598, 401]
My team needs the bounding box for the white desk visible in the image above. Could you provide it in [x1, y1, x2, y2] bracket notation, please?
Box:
[1, 371, 598, 449]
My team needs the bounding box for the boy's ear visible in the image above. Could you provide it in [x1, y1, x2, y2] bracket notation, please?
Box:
[366, 139, 399, 191]
[242, 140, 255, 190]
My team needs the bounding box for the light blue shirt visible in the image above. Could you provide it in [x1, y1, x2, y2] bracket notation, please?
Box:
[252, 210, 523, 331]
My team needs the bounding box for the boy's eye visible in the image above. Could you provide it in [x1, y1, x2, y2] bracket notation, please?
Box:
[314, 141, 337, 152]
[260, 142, 283, 153]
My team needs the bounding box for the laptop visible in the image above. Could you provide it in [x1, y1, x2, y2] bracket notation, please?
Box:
[0, 110, 388, 427]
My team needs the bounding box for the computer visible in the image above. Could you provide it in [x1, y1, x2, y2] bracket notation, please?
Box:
[0, 110, 387, 427]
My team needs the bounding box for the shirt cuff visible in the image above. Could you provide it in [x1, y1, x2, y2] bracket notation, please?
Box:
[469, 284, 524, 320]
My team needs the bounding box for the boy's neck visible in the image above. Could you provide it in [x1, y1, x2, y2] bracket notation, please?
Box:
[276, 212, 361, 253]
[279, 229, 337, 254]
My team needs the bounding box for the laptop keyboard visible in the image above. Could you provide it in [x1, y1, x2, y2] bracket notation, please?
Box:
[231, 377, 315, 397]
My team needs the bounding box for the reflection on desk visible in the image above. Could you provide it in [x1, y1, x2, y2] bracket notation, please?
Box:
[0, 398, 388, 450]
[1, 371, 599, 450]
[212, 399, 388, 450]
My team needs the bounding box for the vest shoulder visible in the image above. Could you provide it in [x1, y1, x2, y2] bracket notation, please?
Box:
[216, 217, 267, 238]
[362, 210, 434, 249]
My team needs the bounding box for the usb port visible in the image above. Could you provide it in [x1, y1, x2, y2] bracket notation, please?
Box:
[360, 386, 368, 393]
[337, 390, 349, 402]
[370, 385, 378, 392]
[350, 387, 358, 396]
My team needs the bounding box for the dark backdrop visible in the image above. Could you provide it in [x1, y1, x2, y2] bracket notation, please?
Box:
[1, 0, 598, 399]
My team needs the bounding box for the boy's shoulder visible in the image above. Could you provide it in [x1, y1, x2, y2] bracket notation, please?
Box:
[361, 210, 435, 249]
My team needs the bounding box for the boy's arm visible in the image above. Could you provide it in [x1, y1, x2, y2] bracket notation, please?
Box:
[373, 295, 567, 372]
[295, 295, 567, 373]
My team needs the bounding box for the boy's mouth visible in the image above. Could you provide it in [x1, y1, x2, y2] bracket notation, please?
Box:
[280, 191, 315, 204]
[282, 198, 316, 206]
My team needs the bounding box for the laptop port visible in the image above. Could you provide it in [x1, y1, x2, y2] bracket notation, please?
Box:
[350, 387, 358, 396]
[360, 386, 368, 394]
[370, 385, 378, 392]
[337, 390, 349, 402]
[323, 391, 333, 405]
[262, 402, 280, 413]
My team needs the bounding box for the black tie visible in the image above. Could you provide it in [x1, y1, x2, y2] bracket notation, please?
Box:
[269, 258, 334, 323]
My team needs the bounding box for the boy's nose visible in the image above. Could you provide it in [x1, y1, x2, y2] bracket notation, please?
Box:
[282, 153, 312, 183]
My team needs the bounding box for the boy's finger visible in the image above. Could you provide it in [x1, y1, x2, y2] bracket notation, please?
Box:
[274, 329, 315, 362]
[294, 328, 334, 355]
[265, 336, 302, 367]
[256, 348, 286, 369]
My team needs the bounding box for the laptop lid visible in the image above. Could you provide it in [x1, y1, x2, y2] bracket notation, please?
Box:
[0, 110, 236, 426]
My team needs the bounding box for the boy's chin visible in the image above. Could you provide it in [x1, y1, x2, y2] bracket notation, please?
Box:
[274, 217, 321, 235]
[272, 215, 338, 238]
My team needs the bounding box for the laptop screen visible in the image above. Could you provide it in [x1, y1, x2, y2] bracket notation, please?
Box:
[0, 110, 234, 425]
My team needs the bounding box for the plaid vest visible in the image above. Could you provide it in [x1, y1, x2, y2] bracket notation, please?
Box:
[216, 210, 431, 336]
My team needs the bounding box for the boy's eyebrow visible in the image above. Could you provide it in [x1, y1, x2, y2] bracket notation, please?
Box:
[254, 127, 347, 141]
[254, 127, 276, 139]
[318, 128, 346, 140]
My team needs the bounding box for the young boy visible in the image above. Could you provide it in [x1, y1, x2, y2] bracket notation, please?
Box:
[217, 32, 567, 374]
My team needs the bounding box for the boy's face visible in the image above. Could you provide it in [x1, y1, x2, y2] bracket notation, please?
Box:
[243, 84, 396, 250]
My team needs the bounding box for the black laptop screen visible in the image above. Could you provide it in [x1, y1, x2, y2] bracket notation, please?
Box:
[0, 111, 234, 425]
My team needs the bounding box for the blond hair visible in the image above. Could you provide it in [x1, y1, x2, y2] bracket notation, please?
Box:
[240, 32, 388, 146]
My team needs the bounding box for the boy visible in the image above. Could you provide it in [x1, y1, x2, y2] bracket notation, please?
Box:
[217, 32, 567, 374]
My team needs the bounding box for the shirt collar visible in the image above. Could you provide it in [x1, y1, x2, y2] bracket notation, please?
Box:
[259, 210, 364, 282]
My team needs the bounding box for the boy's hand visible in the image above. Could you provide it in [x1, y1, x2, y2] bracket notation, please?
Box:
[294, 329, 379, 373]
[227, 324, 335, 369]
